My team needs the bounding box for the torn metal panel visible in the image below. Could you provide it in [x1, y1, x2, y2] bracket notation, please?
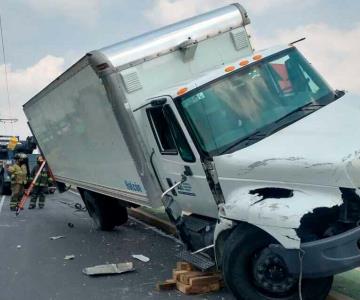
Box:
[214, 218, 235, 266]
[249, 187, 293, 205]
[214, 217, 234, 243]
[345, 157, 360, 188]
[218, 184, 344, 248]
[257, 225, 301, 249]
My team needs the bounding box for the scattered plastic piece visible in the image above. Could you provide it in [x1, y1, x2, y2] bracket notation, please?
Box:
[83, 262, 134, 276]
[64, 255, 75, 260]
[16, 245, 21, 249]
[132, 254, 150, 262]
[50, 235, 65, 240]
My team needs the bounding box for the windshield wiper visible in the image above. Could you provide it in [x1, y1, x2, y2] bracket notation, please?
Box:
[275, 102, 323, 124]
[218, 102, 323, 155]
[219, 131, 264, 155]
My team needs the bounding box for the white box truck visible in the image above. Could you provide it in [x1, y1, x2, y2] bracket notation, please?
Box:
[24, 3, 360, 299]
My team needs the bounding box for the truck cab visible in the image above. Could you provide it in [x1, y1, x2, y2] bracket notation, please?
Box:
[136, 45, 360, 299]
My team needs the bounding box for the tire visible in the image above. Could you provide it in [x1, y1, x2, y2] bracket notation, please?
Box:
[79, 189, 128, 231]
[222, 224, 333, 300]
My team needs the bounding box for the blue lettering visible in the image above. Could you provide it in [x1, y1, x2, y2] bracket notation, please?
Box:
[124, 180, 143, 193]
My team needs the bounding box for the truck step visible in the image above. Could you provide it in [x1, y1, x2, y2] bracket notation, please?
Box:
[176, 250, 215, 271]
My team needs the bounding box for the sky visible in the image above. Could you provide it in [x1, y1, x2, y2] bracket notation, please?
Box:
[0, 0, 359, 138]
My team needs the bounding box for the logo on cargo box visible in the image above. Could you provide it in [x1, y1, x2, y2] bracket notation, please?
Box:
[124, 180, 143, 193]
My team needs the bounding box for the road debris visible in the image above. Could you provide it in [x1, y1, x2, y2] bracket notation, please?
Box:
[64, 255, 75, 260]
[50, 235, 65, 240]
[67, 222, 74, 228]
[132, 254, 150, 262]
[82, 262, 134, 276]
[156, 279, 177, 291]
[157, 261, 223, 295]
[16, 245, 21, 249]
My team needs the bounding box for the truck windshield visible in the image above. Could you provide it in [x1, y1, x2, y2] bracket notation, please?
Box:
[177, 48, 335, 156]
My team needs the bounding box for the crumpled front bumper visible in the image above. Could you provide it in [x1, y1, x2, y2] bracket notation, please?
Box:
[270, 226, 360, 278]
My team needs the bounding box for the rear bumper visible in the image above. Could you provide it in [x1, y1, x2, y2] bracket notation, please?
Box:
[270, 226, 360, 278]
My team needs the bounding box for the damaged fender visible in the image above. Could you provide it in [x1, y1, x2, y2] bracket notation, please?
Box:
[216, 184, 344, 249]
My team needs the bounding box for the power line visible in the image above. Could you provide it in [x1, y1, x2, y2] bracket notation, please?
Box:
[0, 14, 14, 133]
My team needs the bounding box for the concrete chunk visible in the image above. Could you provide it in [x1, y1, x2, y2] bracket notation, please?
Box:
[82, 262, 134, 276]
[132, 254, 150, 262]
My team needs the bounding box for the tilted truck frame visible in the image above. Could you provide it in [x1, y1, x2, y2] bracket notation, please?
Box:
[24, 4, 360, 300]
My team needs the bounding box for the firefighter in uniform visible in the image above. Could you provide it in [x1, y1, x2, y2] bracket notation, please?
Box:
[29, 156, 53, 209]
[6, 153, 28, 211]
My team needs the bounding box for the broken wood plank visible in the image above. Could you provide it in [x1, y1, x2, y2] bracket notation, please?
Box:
[176, 261, 194, 271]
[179, 271, 213, 284]
[172, 269, 189, 281]
[158, 261, 223, 295]
[156, 279, 176, 291]
[189, 274, 222, 287]
[176, 281, 220, 295]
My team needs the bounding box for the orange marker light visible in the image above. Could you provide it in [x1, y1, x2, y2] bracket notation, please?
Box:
[177, 87, 188, 96]
[225, 66, 235, 72]
[239, 60, 249, 66]
[253, 54, 263, 61]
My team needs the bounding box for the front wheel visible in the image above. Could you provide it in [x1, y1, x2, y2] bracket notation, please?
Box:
[222, 224, 333, 300]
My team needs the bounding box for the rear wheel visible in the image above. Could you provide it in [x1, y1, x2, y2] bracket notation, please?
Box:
[79, 188, 128, 231]
[222, 224, 333, 300]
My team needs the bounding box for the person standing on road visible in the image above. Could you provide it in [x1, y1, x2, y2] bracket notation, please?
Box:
[6, 153, 28, 211]
[29, 156, 53, 209]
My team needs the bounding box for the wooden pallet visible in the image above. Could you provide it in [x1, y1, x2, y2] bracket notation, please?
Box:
[156, 261, 223, 295]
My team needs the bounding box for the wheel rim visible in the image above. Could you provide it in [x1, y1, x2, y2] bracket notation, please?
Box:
[252, 248, 297, 297]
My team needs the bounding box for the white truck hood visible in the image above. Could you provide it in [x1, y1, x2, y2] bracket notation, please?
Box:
[214, 92, 360, 189]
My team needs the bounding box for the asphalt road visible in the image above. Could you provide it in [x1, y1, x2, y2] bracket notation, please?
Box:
[0, 192, 359, 300]
[0, 192, 233, 300]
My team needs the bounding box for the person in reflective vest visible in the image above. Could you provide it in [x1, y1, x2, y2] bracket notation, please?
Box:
[6, 153, 28, 211]
[29, 156, 53, 209]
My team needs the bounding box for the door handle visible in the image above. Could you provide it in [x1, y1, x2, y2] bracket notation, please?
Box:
[166, 178, 177, 196]
[162, 174, 187, 199]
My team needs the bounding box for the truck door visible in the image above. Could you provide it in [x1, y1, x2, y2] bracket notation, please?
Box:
[141, 97, 219, 218]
